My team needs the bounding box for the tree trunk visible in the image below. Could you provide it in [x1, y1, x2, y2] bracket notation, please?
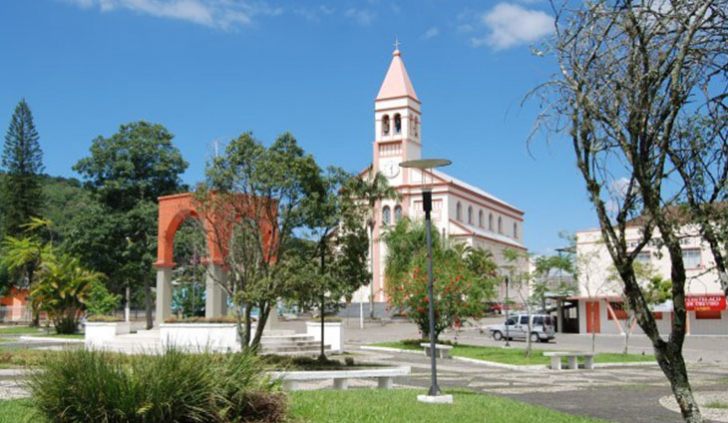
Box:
[656, 345, 703, 423]
[244, 306, 253, 348]
[251, 301, 270, 349]
[369, 224, 375, 319]
[144, 272, 153, 330]
[319, 243, 327, 361]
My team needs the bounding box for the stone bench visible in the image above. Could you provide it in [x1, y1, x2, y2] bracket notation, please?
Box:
[421, 343, 453, 359]
[270, 366, 411, 391]
[544, 352, 596, 370]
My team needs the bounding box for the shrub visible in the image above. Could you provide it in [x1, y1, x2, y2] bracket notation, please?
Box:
[86, 314, 122, 322]
[27, 348, 287, 423]
[401, 338, 456, 348]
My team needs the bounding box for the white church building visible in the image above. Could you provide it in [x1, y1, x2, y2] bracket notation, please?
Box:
[355, 48, 529, 307]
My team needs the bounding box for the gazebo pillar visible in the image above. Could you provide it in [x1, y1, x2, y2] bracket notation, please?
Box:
[205, 263, 228, 318]
[155, 266, 173, 326]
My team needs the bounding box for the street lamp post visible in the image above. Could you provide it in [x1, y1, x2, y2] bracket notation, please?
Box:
[504, 275, 510, 348]
[400, 158, 453, 404]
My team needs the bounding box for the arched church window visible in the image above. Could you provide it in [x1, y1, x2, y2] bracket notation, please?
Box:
[468, 206, 473, 225]
[394, 114, 402, 134]
[394, 205, 402, 223]
[489, 214, 493, 231]
[456, 202, 462, 221]
[498, 216, 503, 234]
[382, 206, 391, 226]
[414, 117, 419, 138]
[479, 210, 484, 228]
[382, 115, 390, 135]
[513, 222, 518, 239]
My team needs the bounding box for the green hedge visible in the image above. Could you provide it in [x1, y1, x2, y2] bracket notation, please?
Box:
[27, 348, 287, 423]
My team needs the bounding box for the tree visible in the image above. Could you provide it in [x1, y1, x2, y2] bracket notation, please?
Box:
[351, 169, 401, 318]
[384, 218, 497, 340]
[1, 99, 44, 237]
[532, 1, 727, 420]
[532, 253, 575, 312]
[73, 121, 188, 329]
[607, 262, 671, 354]
[295, 167, 369, 359]
[502, 248, 535, 357]
[31, 254, 104, 334]
[198, 132, 321, 350]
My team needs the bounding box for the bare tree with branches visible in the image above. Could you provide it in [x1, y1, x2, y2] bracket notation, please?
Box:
[532, 1, 727, 421]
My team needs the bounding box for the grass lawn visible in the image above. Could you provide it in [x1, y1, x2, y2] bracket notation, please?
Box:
[290, 389, 605, 423]
[0, 348, 54, 369]
[0, 327, 45, 336]
[372, 341, 655, 366]
[0, 390, 605, 423]
[0, 338, 16, 343]
[0, 400, 35, 423]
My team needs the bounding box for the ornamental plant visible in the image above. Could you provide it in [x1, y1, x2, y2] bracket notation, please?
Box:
[384, 218, 497, 339]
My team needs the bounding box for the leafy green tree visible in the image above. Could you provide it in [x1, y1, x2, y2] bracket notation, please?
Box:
[31, 254, 104, 334]
[502, 248, 535, 357]
[73, 121, 188, 329]
[198, 132, 321, 349]
[285, 167, 370, 359]
[85, 280, 121, 317]
[351, 170, 400, 318]
[384, 218, 497, 339]
[1, 99, 44, 237]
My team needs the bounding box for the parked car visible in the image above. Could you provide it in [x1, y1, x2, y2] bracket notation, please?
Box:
[488, 314, 555, 343]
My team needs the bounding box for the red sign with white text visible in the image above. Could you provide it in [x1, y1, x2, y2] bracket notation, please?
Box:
[685, 295, 726, 312]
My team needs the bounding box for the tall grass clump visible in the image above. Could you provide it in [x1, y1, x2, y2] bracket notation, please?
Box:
[27, 348, 287, 423]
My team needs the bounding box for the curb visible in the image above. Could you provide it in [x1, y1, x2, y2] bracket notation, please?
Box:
[361, 345, 659, 371]
[18, 336, 85, 344]
[452, 356, 548, 371]
[360, 346, 425, 355]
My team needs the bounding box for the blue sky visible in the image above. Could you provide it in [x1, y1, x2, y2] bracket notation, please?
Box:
[0, 0, 598, 254]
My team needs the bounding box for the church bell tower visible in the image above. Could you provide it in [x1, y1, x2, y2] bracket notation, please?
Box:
[374, 45, 421, 187]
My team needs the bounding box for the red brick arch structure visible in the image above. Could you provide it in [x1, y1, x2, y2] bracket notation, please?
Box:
[153, 192, 275, 325]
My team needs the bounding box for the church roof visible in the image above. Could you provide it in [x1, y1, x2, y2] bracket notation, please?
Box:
[376, 49, 419, 102]
[450, 219, 526, 250]
[432, 169, 523, 214]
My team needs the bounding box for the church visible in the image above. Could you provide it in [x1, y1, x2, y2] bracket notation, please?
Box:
[357, 47, 529, 307]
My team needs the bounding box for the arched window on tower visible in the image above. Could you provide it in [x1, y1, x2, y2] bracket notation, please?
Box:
[382, 206, 391, 226]
[468, 206, 473, 225]
[382, 115, 390, 135]
[498, 216, 503, 234]
[513, 222, 518, 239]
[394, 205, 402, 223]
[394, 114, 402, 134]
[414, 117, 419, 138]
[489, 214, 493, 231]
[479, 210, 484, 228]
[456, 202, 462, 221]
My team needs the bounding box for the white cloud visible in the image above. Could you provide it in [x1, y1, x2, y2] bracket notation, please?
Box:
[469, 3, 553, 50]
[61, 0, 282, 30]
[345, 8, 376, 26]
[421, 26, 439, 40]
[295, 5, 334, 22]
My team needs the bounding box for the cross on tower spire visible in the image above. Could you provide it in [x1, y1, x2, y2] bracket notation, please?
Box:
[393, 36, 401, 51]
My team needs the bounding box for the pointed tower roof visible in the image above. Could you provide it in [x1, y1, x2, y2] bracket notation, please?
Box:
[376, 48, 419, 102]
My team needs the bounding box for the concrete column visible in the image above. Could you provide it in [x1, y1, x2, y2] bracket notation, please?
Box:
[155, 267, 173, 326]
[206, 264, 227, 318]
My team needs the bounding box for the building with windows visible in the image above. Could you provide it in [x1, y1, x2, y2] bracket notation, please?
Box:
[354, 47, 528, 306]
[571, 225, 727, 336]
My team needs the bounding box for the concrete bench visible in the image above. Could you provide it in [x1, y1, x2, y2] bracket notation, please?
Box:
[270, 366, 411, 391]
[421, 343, 453, 359]
[544, 352, 596, 370]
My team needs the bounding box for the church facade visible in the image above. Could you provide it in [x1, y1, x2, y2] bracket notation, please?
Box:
[357, 48, 529, 305]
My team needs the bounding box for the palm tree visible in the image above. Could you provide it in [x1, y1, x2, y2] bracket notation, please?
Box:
[352, 168, 401, 318]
